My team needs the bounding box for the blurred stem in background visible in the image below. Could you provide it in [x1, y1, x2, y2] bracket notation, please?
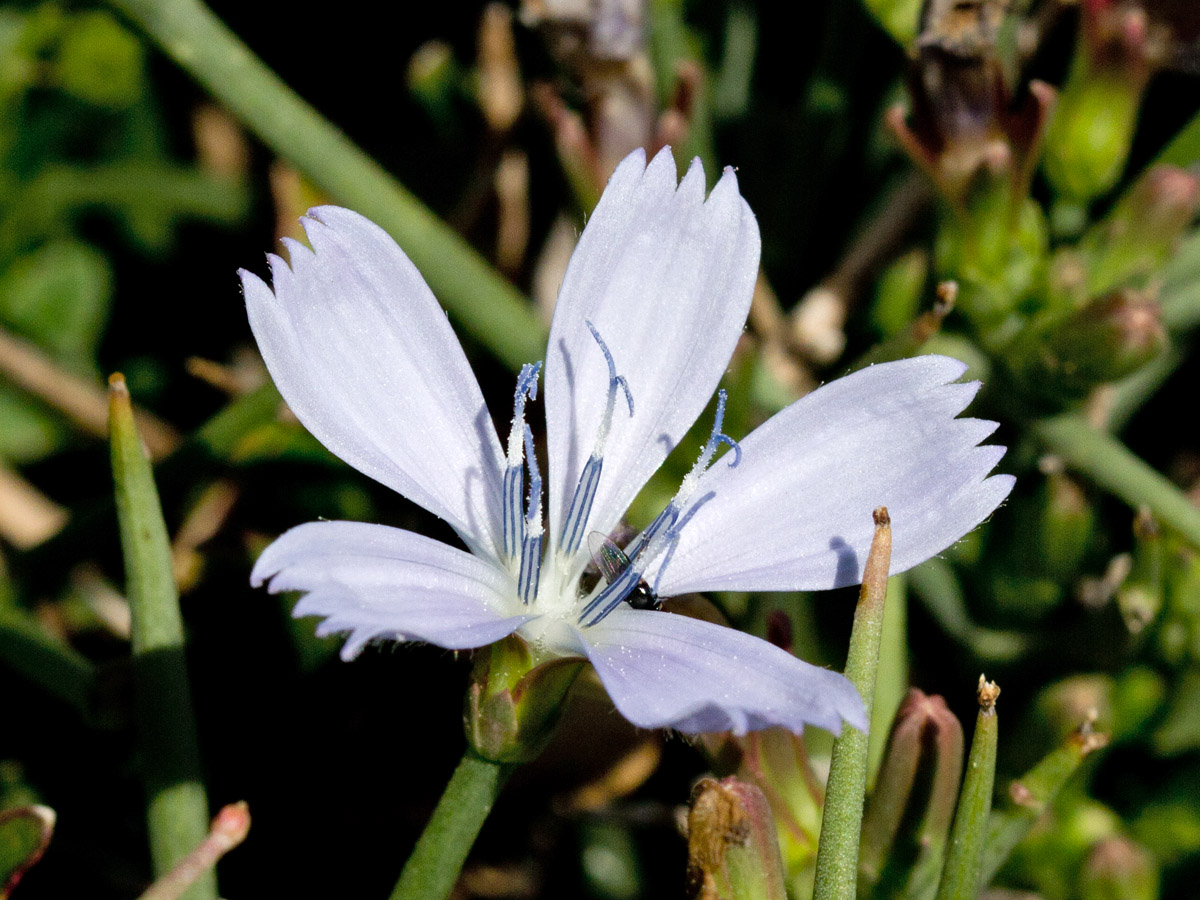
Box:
[105, 0, 545, 372]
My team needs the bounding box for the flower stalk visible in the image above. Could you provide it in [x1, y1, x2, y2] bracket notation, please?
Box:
[812, 507, 893, 900]
[388, 751, 511, 900]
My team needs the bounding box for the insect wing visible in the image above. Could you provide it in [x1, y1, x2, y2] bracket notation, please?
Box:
[587, 531, 632, 585]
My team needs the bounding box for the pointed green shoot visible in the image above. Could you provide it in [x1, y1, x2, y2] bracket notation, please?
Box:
[934, 677, 1000, 900]
[813, 507, 893, 900]
[109, 374, 215, 900]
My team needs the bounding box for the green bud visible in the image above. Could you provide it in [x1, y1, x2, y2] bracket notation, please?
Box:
[464, 635, 583, 764]
[1042, 0, 1162, 203]
[871, 249, 931, 339]
[1117, 510, 1165, 636]
[0, 805, 55, 896]
[1035, 676, 1114, 746]
[1043, 71, 1140, 203]
[1080, 166, 1200, 297]
[686, 777, 787, 900]
[858, 689, 964, 900]
[406, 41, 462, 128]
[1012, 289, 1167, 403]
[1039, 471, 1095, 580]
[934, 197, 1048, 337]
[1160, 539, 1200, 667]
[861, 0, 923, 46]
[1080, 836, 1159, 900]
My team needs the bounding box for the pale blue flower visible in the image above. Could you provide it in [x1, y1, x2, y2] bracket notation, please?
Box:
[242, 148, 1013, 737]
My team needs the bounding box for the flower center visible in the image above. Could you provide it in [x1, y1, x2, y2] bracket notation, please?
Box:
[501, 326, 740, 629]
[577, 388, 739, 626]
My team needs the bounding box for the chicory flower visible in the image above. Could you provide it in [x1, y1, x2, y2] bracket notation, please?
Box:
[243, 147, 1013, 738]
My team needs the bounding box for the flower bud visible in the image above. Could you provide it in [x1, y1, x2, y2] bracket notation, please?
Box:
[1117, 509, 1165, 636]
[1012, 289, 1167, 403]
[1043, 0, 1174, 202]
[686, 777, 787, 900]
[891, 0, 1053, 222]
[858, 689, 964, 898]
[464, 634, 584, 763]
[1080, 166, 1200, 297]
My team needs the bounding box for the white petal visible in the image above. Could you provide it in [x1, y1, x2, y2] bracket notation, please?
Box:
[578, 607, 866, 735]
[543, 148, 761, 551]
[242, 207, 507, 562]
[648, 356, 1015, 594]
[252, 521, 529, 660]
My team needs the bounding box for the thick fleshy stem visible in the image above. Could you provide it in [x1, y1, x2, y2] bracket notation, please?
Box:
[518, 426, 543, 604]
[579, 391, 739, 626]
[503, 363, 540, 561]
[558, 322, 633, 556]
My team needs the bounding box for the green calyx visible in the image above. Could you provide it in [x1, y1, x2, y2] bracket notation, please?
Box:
[464, 635, 584, 764]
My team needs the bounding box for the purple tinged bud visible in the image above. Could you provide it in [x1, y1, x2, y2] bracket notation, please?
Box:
[858, 689, 965, 898]
[686, 777, 788, 900]
[1079, 165, 1200, 297]
[1042, 1, 1184, 202]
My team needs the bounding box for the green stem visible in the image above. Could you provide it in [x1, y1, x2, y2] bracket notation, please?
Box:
[390, 751, 510, 900]
[934, 680, 999, 900]
[868, 574, 908, 791]
[105, 0, 545, 372]
[109, 376, 214, 900]
[980, 726, 1106, 884]
[1034, 416, 1200, 548]
[813, 509, 893, 900]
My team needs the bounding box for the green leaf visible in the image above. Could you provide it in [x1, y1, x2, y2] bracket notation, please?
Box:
[109, 374, 216, 900]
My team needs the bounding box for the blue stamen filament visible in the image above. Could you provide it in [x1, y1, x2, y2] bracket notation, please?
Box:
[503, 362, 541, 562]
[559, 322, 634, 557]
[579, 390, 740, 627]
[518, 425, 543, 604]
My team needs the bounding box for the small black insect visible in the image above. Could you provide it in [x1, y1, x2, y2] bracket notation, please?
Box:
[587, 531, 662, 611]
